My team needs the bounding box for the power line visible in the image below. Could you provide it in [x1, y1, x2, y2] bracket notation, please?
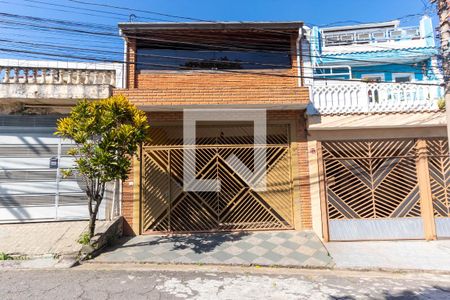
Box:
[0, 37, 438, 78]
[17, 0, 445, 60]
[69, 0, 212, 22]
[0, 25, 121, 46]
[67, 0, 298, 36]
[0, 5, 444, 82]
[0, 46, 442, 86]
[5, 0, 438, 37]
[23, 0, 174, 23]
[0, 0, 122, 22]
[1, 26, 440, 70]
[0, 6, 442, 55]
[0, 12, 116, 33]
[0, 13, 441, 70]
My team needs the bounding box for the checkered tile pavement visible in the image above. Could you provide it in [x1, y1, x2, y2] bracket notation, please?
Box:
[94, 231, 335, 268]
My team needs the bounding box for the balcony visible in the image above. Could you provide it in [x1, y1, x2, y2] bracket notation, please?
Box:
[0, 60, 123, 103]
[310, 81, 444, 115]
[322, 26, 421, 47]
[317, 17, 436, 59]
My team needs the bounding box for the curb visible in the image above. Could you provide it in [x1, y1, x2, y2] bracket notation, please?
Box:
[332, 266, 450, 276]
[0, 255, 59, 269]
[81, 260, 450, 275]
[77, 261, 450, 277]
[82, 259, 335, 270]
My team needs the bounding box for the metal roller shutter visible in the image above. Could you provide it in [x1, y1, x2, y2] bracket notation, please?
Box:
[0, 116, 104, 223]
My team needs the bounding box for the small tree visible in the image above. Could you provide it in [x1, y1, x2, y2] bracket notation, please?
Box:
[56, 95, 149, 239]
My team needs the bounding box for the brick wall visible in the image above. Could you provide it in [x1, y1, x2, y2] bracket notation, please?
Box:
[132, 35, 299, 90]
[121, 110, 312, 235]
[136, 70, 297, 89]
[115, 34, 310, 107]
[113, 85, 309, 107]
[126, 38, 137, 89]
[119, 30, 312, 234]
[293, 111, 312, 229]
[121, 167, 135, 235]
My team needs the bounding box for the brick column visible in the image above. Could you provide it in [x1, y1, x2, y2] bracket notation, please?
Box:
[296, 111, 312, 229]
[126, 38, 137, 89]
[121, 155, 141, 236]
[416, 139, 437, 240]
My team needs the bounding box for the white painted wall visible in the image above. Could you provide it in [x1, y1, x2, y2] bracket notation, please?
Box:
[0, 59, 124, 89]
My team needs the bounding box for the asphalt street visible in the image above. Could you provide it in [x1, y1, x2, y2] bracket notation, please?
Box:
[1, 264, 450, 299]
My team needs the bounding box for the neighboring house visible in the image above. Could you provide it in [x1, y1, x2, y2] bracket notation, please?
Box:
[115, 22, 311, 235]
[0, 59, 123, 223]
[305, 17, 449, 241]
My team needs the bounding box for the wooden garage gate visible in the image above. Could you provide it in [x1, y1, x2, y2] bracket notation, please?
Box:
[428, 138, 450, 238]
[141, 124, 295, 233]
[321, 138, 450, 241]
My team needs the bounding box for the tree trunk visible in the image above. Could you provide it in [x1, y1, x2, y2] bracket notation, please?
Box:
[88, 211, 96, 239]
[88, 194, 104, 239]
[88, 195, 96, 239]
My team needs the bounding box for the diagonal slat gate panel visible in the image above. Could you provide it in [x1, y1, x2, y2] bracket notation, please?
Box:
[256, 147, 294, 226]
[141, 124, 294, 233]
[427, 138, 450, 238]
[142, 150, 170, 231]
[427, 138, 450, 218]
[322, 139, 424, 240]
[323, 140, 420, 220]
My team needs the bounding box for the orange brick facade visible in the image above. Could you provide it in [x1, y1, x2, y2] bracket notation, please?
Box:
[121, 110, 312, 235]
[117, 26, 312, 235]
[117, 35, 309, 108]
[114, 85, 309, 107]
[121, 167, 135, 236]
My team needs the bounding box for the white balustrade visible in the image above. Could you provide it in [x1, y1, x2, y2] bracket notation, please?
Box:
[322, 26, 421, 47]
[311, 81, 444, 115]
[0, 66, 116, 87]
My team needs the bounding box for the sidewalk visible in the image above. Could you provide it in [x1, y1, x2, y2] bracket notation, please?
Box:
[0, 221, 89, 257]
[326, 240, 450, 272]
[93, 231, 335, 268]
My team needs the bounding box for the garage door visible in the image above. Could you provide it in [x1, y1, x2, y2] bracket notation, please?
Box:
[141, 124, 294, 233]
[428, 138, 450, 238]
[0, 117, 100, 222]
[322, 139, 424, 240]
[322, 138, 450, 241]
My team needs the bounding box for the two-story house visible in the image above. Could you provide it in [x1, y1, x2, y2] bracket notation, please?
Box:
[305, 17, 449, 241]
[115, 22, 312, 235]
[0, 59, 123, 223]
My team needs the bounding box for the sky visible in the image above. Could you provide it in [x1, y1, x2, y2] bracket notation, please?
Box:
[0, 0, 438, 61]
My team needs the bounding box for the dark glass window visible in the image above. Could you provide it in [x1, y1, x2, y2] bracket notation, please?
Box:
[136, 49, 291, 71]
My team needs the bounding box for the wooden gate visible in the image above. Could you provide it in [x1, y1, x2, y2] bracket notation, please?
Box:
[141, 124, 294, 233]
[322, 139, 424, 240]
[321, 138, 450, 241]
[428, 138, 450, 238]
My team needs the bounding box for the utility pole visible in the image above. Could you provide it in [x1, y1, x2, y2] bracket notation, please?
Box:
[432, 0, 450, 140]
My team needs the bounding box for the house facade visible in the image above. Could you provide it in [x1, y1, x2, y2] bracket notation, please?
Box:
[115, 22, 312, 235]
[305, 16, 449, 241]
[0, 59, 123, 222]
[2, 18, 447, 243]
[115, 19, 450, 241]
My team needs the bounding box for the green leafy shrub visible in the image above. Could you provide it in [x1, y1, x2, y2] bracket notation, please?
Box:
[0, 252, 13, 260]
[78, 232, 91, 245]
[56, 95, 149, 238]
[437, 98, 446, 110]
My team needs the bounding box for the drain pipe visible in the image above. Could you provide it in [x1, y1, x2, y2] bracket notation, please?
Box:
[296, 26, 303, 87]
[119, 28, 128, 89]
[122, 38, 127, 89]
